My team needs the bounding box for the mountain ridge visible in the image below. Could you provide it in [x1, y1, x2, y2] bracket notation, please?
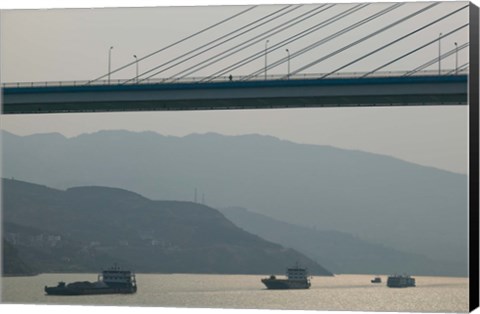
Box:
[1, 129, 468, 275]
[220, 206, 466, 277]
[2, 129, 464, 175]
[2, 178, 333, 276]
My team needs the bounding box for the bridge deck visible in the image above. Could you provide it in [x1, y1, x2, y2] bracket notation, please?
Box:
[1, 75, 468, 114]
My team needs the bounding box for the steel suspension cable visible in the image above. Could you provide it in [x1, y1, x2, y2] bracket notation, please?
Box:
[404, 42, 469, 76]
[86, 5, 256, 84]
[166, 4, 328, 82]
[138, 5, 304, 83]
[244, 2, 403, 80]
[317, 2, 441, 78]
[288, 2, 464, 78]
[132, 4, 298, 84]
[361, 23, 469, 77]
[202, 3, 368, 82]
[446, 62, 469, 74]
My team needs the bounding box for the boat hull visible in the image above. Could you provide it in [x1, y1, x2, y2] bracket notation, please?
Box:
[45, 283, 137, 295]
[261, 278, 310, 289]
[45, 286, 137, 295]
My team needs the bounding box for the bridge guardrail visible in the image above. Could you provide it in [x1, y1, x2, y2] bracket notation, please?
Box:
[1, 68, 468, 89]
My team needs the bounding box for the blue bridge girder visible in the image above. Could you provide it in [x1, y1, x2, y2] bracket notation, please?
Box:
[1, 75, 468, 114]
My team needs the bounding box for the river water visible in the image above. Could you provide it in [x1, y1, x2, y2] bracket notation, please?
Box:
[1, 273, 469, 313]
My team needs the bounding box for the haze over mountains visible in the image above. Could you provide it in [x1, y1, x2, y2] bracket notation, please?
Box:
[220, 207, 464, 276]
[1, 130, 468, 276]
[3, 178, 331, 275]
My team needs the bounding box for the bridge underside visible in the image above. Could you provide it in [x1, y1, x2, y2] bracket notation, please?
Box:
[2, 75, 468, 114]
[2, 94, 467, 114]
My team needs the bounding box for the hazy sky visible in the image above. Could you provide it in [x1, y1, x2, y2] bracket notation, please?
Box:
[0, 0, 472, 174]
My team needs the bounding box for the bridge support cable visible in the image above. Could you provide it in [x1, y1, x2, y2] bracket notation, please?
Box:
[86, 5, 256, 85]
[316, 2, 442, 79]
[136, 4, 305, 83]
[131, 5, 301, 84]
[403, 42, 469, 76]
[361, 23, 469, 78]
[288, 2, 468, 78]
[321, 4, 469, 79]
[201, 3, 369, 82]
[243, 2, 405, 81]
[166, 4, 333, 82]
[445, 62, 469, 75]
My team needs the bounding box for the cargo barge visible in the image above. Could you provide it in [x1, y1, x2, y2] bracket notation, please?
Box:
[261, 264, 311, 289]
[45, 264, 137, 295]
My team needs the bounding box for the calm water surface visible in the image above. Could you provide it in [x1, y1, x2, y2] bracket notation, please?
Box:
[1, 274, 469, 313]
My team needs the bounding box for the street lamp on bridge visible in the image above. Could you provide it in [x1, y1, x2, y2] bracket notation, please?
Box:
[108, 46, 114, 84]
[264, 39, 270, 80]
[438, 33, 442, 75]
[286, 48, 290, 79]
[133, 55, 139, 83]
[454, 42, 458, 75]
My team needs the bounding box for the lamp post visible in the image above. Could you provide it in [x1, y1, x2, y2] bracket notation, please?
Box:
[286, 49, 290, 79]
[133, 55, 139, 83]
[454, 42, 458, 75]
[108, 46, 114, 84]
[438, 33, 442, 75]
[264, 40, 270, 80]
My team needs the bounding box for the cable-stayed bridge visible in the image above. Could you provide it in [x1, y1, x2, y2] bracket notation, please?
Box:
[1, 2, 472, 114]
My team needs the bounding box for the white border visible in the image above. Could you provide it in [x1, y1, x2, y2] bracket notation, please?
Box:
[0, 1, 478, 314]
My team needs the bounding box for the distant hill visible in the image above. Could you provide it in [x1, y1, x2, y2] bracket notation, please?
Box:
[220, 207, 466, 276]
[2, 238, 37, 276]
[3, 221, 120, 274]
[1, 130, 468, 275]
[2, 178, 332, 276]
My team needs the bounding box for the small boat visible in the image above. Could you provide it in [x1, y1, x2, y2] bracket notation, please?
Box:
[45, 264, 137, 295]
[261, 263, 311, 289]
[386, 274, 415, 288]
[371, 276, 382, 283]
